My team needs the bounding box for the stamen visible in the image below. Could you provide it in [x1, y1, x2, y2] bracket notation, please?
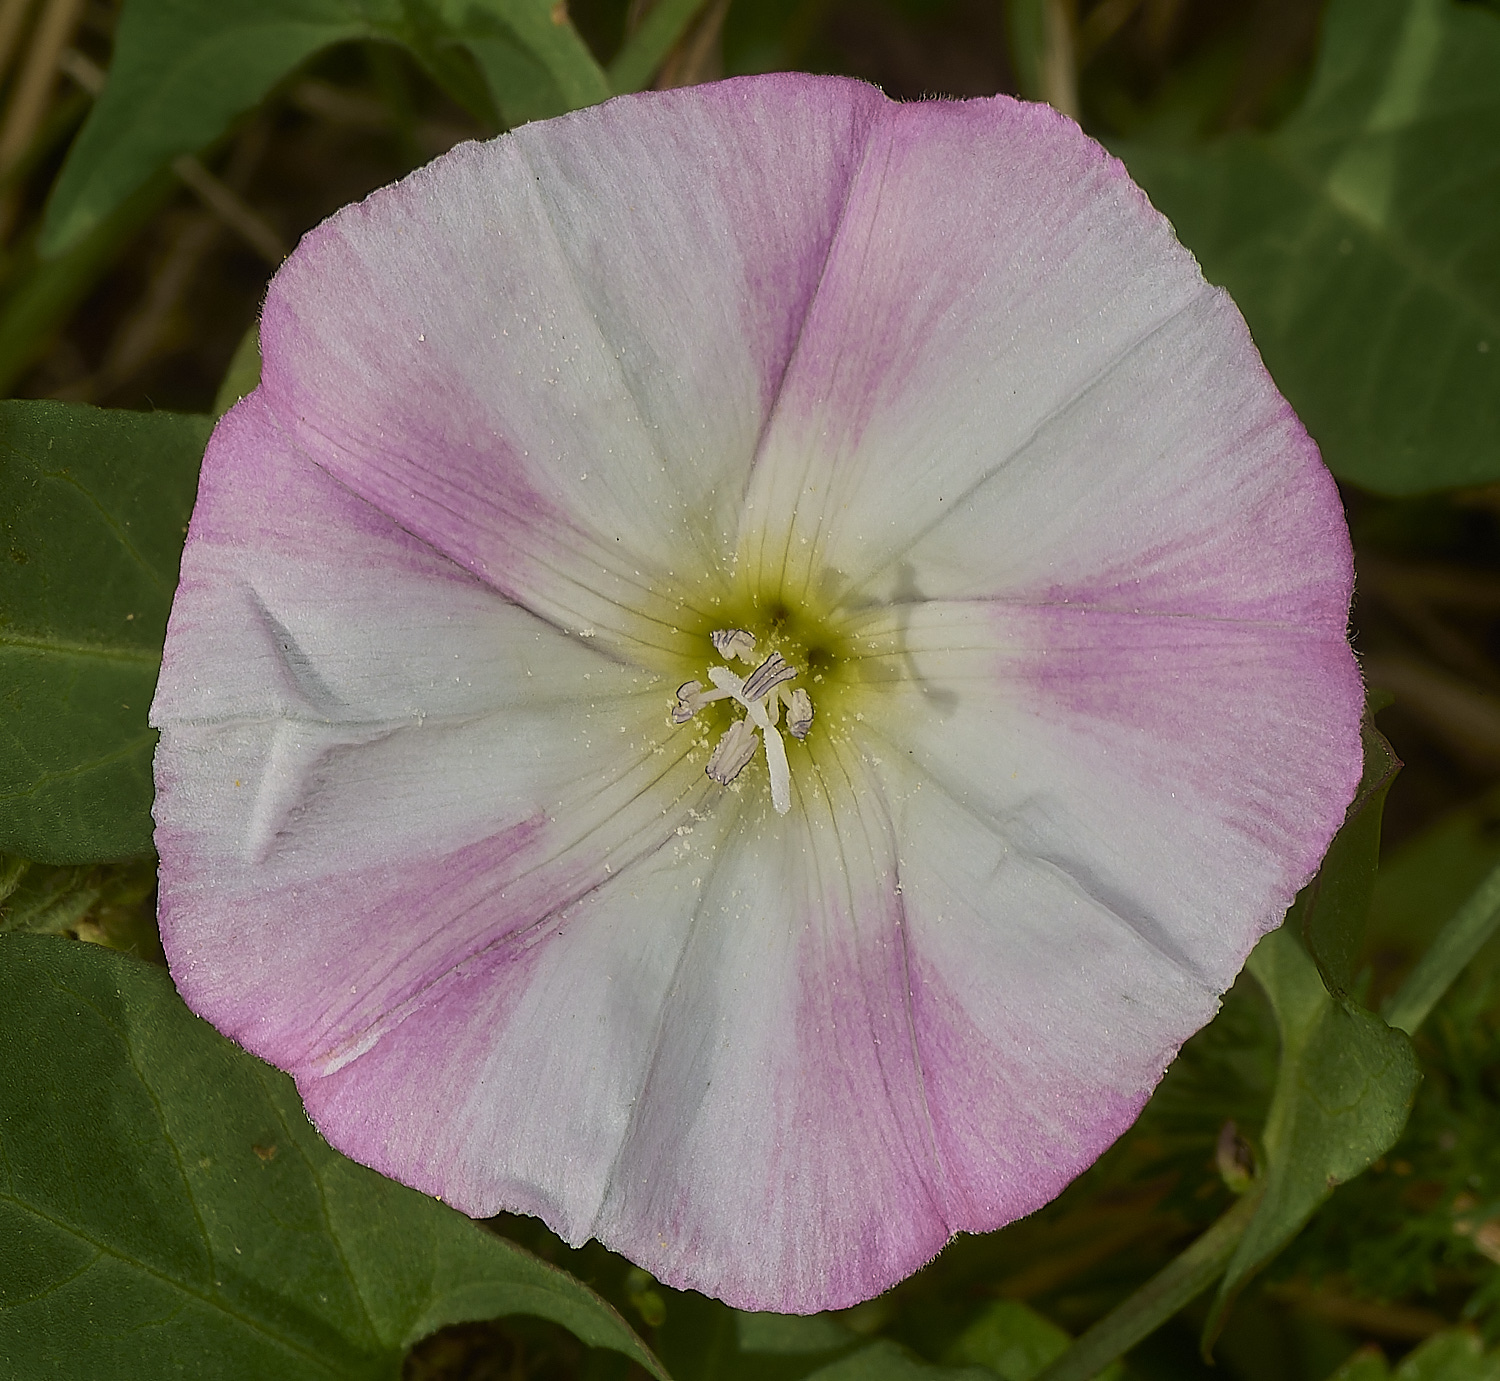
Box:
[706, 717, 759, 785]
[742, 651, 797, 702]
[711, 628, 758, 662]
[672, 681, 704, 724]
[745, 696, 792, 814]
[785, 687, 813, 740]
[672, 679, 735, 724]
[706, 664, 744, 697]
[681, 634, 812, 816]
[763, 726, 791, 814]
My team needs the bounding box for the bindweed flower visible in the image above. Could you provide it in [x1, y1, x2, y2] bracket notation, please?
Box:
[151, 74, 1364, 1313]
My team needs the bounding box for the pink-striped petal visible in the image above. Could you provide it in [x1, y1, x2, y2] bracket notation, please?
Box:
[849, 593, 1361, 1227]
[592, 746, 946, 1312]
[153, 396, 708, 1077]
[258, 76, 887, 660]
[737, 94, 1344, 632]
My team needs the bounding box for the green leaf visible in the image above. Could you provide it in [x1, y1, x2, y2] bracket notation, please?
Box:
[41, 0, 613, 258]
[0, 401, 211, 864]
[737, 1312, 857, 1356]
[1115, 0, 1500, 494]
[804, 1341, 991, 1381]
[947, 1300, 1123, 1381]
[213, 322, 263, 417]
[443, 0, 610, 125]
[0, 934, 665, 1380]
[1203, 926, 1420, 1345]
[1295, 711, 1400, 999]
[40, 0, 379, 256]
[1391, 1330, 1500, 1381]
[607, 0, 705, 94]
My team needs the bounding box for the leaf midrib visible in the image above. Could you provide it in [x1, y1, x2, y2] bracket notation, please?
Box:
[0, 633, 161, 665]
[1260, 129, 1500, 337]
[36, 466, 178, 599]
[1, 975, 382, 1375]
[0, 1189, 376, 1378]
[0, 732, 155, 801]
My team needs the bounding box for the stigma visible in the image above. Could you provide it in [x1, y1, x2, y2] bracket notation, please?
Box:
[672, 629, 814, 816]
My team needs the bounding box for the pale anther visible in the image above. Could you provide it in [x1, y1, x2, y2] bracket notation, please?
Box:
[672, 680, 704, 724]
[706, 717, 759, 785]
[785, 687, 813, 740]
[711, 628, 758, 662]
[742, 651, 797, 702]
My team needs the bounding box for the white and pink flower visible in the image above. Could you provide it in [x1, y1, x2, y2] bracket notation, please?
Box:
[151, 75, 1364, 1313]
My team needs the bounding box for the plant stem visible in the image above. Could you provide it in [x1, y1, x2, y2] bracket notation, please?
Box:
[0, 0, 84, 179]
[1005, 0, 1079, 117]
[1033, 1188, 1263, 1381]
[1383, 858, 1500, 1036]
[609, 0, 707, 94]
[1040, 0, 1080, 118]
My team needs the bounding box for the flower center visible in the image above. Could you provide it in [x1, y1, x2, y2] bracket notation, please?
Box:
[671, 629, 814, 816]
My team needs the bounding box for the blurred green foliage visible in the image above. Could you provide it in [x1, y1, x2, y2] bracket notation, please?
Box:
[1116, 0, 1500, 495]
[39, 0, 613, 254]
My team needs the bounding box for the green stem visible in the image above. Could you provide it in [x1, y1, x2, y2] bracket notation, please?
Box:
[1033, 1188, 1263, 1381]
[608, 0, 707, 93]
[1039, 0, 1080, 118]
[1004, 0, 1078, 117]
[1383, 858, 1500, 1036]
